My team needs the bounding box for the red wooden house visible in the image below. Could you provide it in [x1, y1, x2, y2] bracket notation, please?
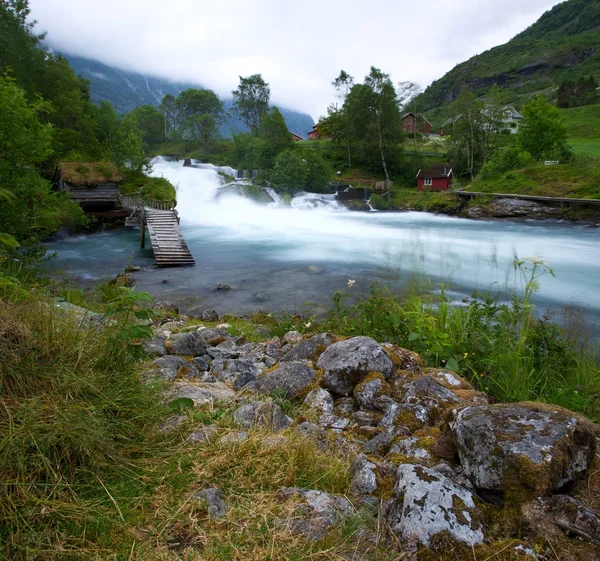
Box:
[402, 112, 433, 135]
[308, 123, 320, 140]
[291, 132, 304, 142]
[416, 164, 453, 191]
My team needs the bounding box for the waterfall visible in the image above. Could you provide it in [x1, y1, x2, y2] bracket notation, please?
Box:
[265, 187, 284, 207]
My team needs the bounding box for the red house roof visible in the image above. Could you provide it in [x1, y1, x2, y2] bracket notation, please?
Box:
[416, 164, 453, 179]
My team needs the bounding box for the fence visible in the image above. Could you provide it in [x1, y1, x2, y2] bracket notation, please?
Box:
[120, 194, 176, 212]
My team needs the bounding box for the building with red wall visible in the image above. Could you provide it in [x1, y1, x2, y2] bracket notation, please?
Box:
[402, 112, 433, 135]
[416, 165, 453, 191]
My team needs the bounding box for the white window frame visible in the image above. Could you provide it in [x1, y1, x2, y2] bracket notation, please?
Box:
[424, 177, 432, 186]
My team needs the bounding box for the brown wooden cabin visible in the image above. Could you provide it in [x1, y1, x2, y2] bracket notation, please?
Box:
[402, 112, 433, 135]
[55, 162, 124, 213]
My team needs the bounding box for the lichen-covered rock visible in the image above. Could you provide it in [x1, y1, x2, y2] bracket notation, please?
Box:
[163, 381, 236, 407]
[317, 336, 393, 396]
[423, 368, 474, 391]
[388, 436, 434, 464]
[283, 331, 303, 344]
[158, 414, 187, 433]
[249, 362, 315, 398]
[387, 464, 484, 548]
[187, 425, 218, 445]
[303, 388, 334, 414]
[152, 356, 198, 381]
[318, 414, 350, 431]
[545, 495, 600, 546]
[354, 372, 392, 411]
[334, 397, 356, 417]
[197, 327, 231, 346]
[382, 343, 423, 372]
[212, 358, 260, 389]
[277, 487, 354, 540]
[219, 431, 248, 445]
[350, 454, 377, 495]
[200, 309, 219, 322]
[452, 403, 597, 496]
[153, 301, 179, 316]
[168, 331, 206, 356]
[380, 401, 429, 431]
[143, 334, 167, 357]
[363, 426, 409, 455]
[193, 488, 227, 519]
[233, 401, 292, 432]
[400, 376, 459, 414]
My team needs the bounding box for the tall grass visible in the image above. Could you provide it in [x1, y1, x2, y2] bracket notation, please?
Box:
[324, 258, 600, 420]
[0, 289, 182, 560]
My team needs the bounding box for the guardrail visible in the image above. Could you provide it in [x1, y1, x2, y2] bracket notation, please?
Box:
[120, 194, 176, 211]
[453, 190, 600, 205]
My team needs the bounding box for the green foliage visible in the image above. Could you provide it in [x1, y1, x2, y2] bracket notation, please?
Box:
[369, 193, 389, 210]
[257, 106, 293, 168]
[557, 75, 598, 108]
[561, 104, 600, 138]
[120, 172, 177, 202]
[270, 147, 332, 192]
[232, 74, 271, 134]
[174, 88, 224, 145]
[325, 260, 600, 419]
[124, 104, 164, 147]
[517, 96, 571, 161]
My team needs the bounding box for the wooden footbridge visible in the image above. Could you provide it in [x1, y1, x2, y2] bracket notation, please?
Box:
[121, 195, 195, 267]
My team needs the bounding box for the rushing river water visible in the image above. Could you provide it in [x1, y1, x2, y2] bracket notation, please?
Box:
[45, 158, 600, 328]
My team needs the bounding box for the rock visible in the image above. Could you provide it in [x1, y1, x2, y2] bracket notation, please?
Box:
[388, 436, 434, 464]
[206, 346, 240, 360]
[283, 331, 303, 344]
[334, 397, 356, 417]
[381, 343, 423, 372]
[163, 381, 236, 407]
[424, 368, 474, 390]
[262, 435, 289, 449]
[350, 454, 377, 495]
[193, 488, 227, 519]
[363, 426, 408, 455]
[216, 284, 230, 290]
[158, 414, 187, 433]
[308, 332, 337, 346]
[387, 464, 485, 548]
[213, 358, 260, 389]
[277, 487, 354, 541]
[186, 425, 218, 445]
[168, 331, 206, 356]
[250, 362, 315, 398]
[400, 376, 459, 415]
[200, 309, 219, 322]
[152, 356, 197, 381]
[233, 401, 292, 432]
[153, 301, 179, 316]
[317, 336, 393, 396]
[380, 402, 429, 431]
[219, 431, 248, 445]
[198, 327, 231, 346]
[280, 340, 318, 362]
[545, 495, 600, 546]
[351, 409, 382, 426]
[253, 326, 271, 338]
[318, 414, 350, 431]
[296, 421, 326, 440]
[191, 356, 211, 371]
[452, 403, 597, 495]
[124, 264, 143, 273]
[354, 372, 392, 411]
[143, 335, 167, 357]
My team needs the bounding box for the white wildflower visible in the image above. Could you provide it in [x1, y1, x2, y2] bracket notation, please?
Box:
[522, 256, 549, 267]
[347, 279, 356, 288]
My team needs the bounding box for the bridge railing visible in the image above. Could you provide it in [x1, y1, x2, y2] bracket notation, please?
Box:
[121, 194, 176, 211]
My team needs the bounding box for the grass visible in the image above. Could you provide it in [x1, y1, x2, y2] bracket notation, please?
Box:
[567, 137, 600, 157]
[562, 104, 600, 138]
[466, 160, 600, 199]
[324, 258, 600, 421]
[120, 173, 177, 202]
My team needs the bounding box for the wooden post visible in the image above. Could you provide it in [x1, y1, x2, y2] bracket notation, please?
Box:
[139, 189, 146, 249]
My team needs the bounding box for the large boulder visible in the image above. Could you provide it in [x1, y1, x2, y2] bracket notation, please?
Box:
[386, 464, 485, 548]
[249, 362, 315, 398]
[451, 403, 597, 496]
[152, 356, 197, 381]
[317, 336, 393, 396]
[211, 358, 260, 389]
[163, 381, 236, 407]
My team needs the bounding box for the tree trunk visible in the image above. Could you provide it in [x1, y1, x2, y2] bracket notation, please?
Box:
[377, 112, 389, 181]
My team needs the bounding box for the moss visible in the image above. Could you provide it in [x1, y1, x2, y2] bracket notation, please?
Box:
[374, 470, 396, 500]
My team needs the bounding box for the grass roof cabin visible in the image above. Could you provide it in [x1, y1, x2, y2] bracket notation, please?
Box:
[55, 162, 124, 212]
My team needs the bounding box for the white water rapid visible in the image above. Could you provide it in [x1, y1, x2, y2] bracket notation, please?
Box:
[45, 157, 600, 320]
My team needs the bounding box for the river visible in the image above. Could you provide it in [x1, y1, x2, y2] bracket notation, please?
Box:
[45, 157, 600, 329]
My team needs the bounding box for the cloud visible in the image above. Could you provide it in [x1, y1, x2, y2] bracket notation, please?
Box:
[29, 0, 559, 119]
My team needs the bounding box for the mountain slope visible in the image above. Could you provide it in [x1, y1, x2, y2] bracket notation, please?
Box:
[61, 53, 314, 138]
[421, 0, 600, 117]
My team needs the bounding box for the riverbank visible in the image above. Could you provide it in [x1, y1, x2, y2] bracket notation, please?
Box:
[366, 189, 600, 223]
[2, 289, 599, 560]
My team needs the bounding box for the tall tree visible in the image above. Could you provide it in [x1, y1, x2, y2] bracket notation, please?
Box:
[517, 95, 570, 161]
[397, 81, 423, 170]
[345, 67, 402, 180]
[159, 93, 176, 140]
[174, 88, 224, 145]
[232, 74, 270, 134]
[331, 70, 355, 169]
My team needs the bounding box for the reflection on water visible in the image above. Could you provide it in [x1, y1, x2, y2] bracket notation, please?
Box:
[45, 158, 600, 327]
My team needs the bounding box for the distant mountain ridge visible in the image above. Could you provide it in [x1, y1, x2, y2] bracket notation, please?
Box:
[421, 0, 600, 124]
[60, 52, 314, 138]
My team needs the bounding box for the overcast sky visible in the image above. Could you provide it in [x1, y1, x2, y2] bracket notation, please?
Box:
[29, 0, 560, 119]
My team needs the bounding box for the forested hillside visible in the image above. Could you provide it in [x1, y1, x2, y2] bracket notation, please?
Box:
[421, 0, 600, 118]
